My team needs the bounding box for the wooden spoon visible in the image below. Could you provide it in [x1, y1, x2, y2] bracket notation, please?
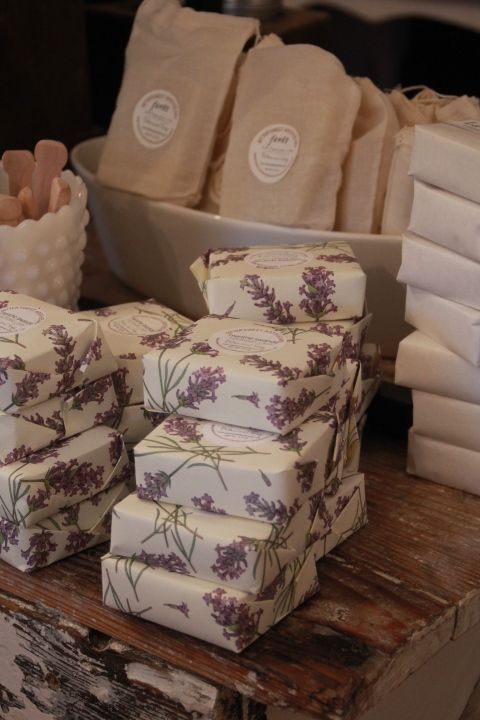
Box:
[32, 140, 68, 216]
[0, 194, 22, 226]
[48, 176, 71, 213]
[1, 150, 34, 197]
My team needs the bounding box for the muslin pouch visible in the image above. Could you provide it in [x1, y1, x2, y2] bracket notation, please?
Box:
[335, 78, 399, 233]
[220, 43, 361, 230]
[198, 33, 283, 214]
[435, 95, 480, 122]
[381, 126, 415, 235]
[389, 87, 432, 126]
[97, 0, 259, 204]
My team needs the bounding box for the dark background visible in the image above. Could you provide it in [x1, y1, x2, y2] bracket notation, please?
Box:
[1, 0, 479, 154]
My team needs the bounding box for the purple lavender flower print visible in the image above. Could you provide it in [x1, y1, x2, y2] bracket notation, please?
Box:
[112, 368, 133, 408]
[12, 370, 51, 407]
[239, 274, 295, 325]
[243, 492, 292, 524]
[335, 495, 350, 515]
[42, 324, 78, 394]
[305, 343, 332, 377]
[164, 601, 190, 618]
[274, 427, 307, 454]
[2, 444, 35, 465]
[162, 325, 194, 350]
[70, 376, 113, 410]
[211, 539, 250, 582]
[119, 352, 137, 360]
[176, 366, 226, 411]
[232, 392, 260, 408]
[21, 531, 57, 569]
[138, 549, 190, 575]
[315, 252, 355, 263]
[23, 409, 65, 436]
[265, 388, 317, 431]
[108, 431, 124, 466]
[137, 471, 170, 501]
[203, 588, 262, 650]
[298, 267, 338, 320]
[163, 415, 203, 443]
[82, 337, 103, 366]
[94, 308, 115, 317]
[62, 504, 80, 526]
[47, 459, 105, 498]
[0, 518, 19, 552]
[209, 250, 249, 268]
[0, 354, 26, 385]
[65, 530, 94, 554]
[240, 356, 301, 387]
[294, 461, 317, 493]
[27, 488, 50, 513]
[191, 494, 226, 515]
[335, 332, 359, 368]
[139, 332, 171, 349]
[190, 342, 219, 357]
[313, 323, 345, 337]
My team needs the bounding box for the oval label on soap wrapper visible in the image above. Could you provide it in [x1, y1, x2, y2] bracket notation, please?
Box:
[107, 313, 171, 337]
[209, 326, 286, 356]
[245, 248, 311, 269]
[202, 422, 272, 445]
[0, 306, 46, 335]
[249, 124, 300, 184]
[132, 90, 180, 149]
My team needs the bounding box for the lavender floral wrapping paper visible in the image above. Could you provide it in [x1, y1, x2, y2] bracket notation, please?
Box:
[117, 404, 166, 447]
[412, 390, 480, 453]
[0, 478, 130, 573]
[80, 301, 192, 406]
[110, 470, 365, 594]
[143, 315, 369, 434]
[0, 425, 129, 528]
[408, 430, 480, 496]
[190, 242, 366, 324]
[355, 342, 381, 423]
[136, 359, 360, 522]
[102, 544, 319, 653]
[0, 291, 117, 413]
[0, 374, 120, 466]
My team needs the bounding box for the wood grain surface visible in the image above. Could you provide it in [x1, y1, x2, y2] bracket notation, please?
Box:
[1, 401, 479, 720]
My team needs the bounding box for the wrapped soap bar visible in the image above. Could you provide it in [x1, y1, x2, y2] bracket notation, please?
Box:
[410, 121, 480, 204]
[412, 390, 480, 453]
[396, 331, 480, 404]
[143, 315, 369, 434]
[0, 425, 129, 528]
[397, 233, 480, 312]
[102, 544, 319, 653]
[409, 180, 480, 264]
[408, 430, 480, 496]
[0, 479, 129, 573]
[405, 286, 480, 366]
[0, 375, 120, 467]
[135, 363, 358, 522]
[80, 301, 191, 405]
[111, 467, 361, 594]
[0, 291, 117, 412]
[117, 404, 166, 446]
[190, 243, 366, 324]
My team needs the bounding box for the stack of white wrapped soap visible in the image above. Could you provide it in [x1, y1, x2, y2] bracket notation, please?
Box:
[102, 242, 380, 652]
[80, 300, 191, 450]
[396, 120, 480, 495]
[0, 291, 132, 571]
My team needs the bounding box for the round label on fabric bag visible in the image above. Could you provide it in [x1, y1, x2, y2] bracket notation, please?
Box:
[132, 90, 180, 149]
[245, 248, 310, 269]
[0, 306, 46, 335]
[209, 326, 286, 355]
[107, 314, 171, 337]
[248, 124, 300, 184]
[202, 422, 271, 445]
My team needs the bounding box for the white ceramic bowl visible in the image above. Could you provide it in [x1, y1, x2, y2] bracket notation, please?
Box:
[0, 168, 88, 309]
[71, 136, 410, 356]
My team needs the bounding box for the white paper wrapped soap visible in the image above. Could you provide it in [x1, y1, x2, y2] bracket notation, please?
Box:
[405, 286, 480, 366]
[0, 291, 117, 412]
[0, 374, 120, 467]
[80, 301, 191, 405]
[409, 180, 480, 264]
[111, 469, 363, 594]
[0, 425, 129, 528]
[102, 544, 319, 653]
[412, 390, 480, 454]
[410, 121, 480, 204]
[143, 315, 368, 434]
[397, 233, 480, 312]
[396, 331, 480, 404]
[190, 243, 366, 324]
[408, 430, 480, 496]
[0, 479, 129, 573]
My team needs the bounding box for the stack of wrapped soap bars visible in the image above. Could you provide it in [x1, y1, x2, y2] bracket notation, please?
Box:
[396, 121, 480, 496]
[102, 242, 380, 652]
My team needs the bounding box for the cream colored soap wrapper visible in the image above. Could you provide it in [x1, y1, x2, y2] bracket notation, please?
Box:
[220, 43, 360, 229]
[408, 430, 480, 497]
[412, 390, 480, 454]
[395, 331, 480, 404]
[381, 126, 415, 235]
[397, 233, 480, 312]
[405, 286, 480, 366]
[191, 242, 366, 324]
[97, 0, 258, 204]
[409, 180, 480, 264]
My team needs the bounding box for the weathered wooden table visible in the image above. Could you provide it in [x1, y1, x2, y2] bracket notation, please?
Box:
[1, 397, 480, 720]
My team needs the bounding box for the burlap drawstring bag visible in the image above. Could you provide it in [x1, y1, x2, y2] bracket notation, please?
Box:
[97, 0, 259, 205]
[220, 43, 360, 230]
[197, 34, 283, 214]
[335, 77, 399, 233]
[381, 126, 415, 235]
